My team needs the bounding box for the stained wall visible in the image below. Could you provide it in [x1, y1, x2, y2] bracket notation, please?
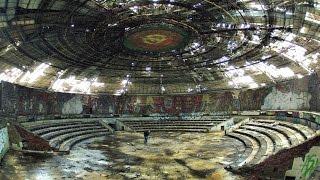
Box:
[0, 82, 115, 117]
[0, 73, 320, 117]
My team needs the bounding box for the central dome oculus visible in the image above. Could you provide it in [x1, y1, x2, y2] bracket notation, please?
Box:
[123, 24, 190, 53]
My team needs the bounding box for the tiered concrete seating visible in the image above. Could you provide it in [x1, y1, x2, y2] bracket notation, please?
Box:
[249, 121, 306, 145]
[244, 122, 293, 146]
[227, 119, 316, 168]
[241, 125, 290, 151]
[59, 132, 108, 151]
[23, 120, 110, 151]
[239, 128, 275, 155]
[34, 124, 102, 136]
[255, 119, 316, 139]
[226, 132, 259, 166]
[233, 129, 273, 164]
[119, 117, 229, 132]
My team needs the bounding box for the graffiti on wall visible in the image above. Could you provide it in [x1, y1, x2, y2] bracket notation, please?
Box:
[301, 153, 319, 178]
[285, 146, 320, 179]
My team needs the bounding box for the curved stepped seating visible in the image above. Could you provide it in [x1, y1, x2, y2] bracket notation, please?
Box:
[234, 129, 273, 164]
[241, 125, 290, 151]
[120, 118, 228, 132]
[246, 122, 304, 146]
[281, 122, 316, 139]
[121, 121, 223, 125]
[33, 123, 100, 136]
[27, 122, 95, 132]
[131, 127, 208, 132]
[23, 120, 111, 151]
[245, 122, 294, 146]
[59, 132, 108, 151]
[227, 119, 317, 168]
[226, 132, 259, 166]
[41, 126, 104, 140]
[126, 122, 216, 126]
[239, 126, 276, 152]
[250, 121, 305, 145]
[49, 129, 108, 148]
[254, 119, 315, 139]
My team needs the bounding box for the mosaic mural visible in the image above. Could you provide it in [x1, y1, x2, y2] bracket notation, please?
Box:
[1, 74, 320, 117]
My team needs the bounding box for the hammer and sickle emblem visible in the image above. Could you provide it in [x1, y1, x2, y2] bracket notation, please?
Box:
[143, 34, 168, 44]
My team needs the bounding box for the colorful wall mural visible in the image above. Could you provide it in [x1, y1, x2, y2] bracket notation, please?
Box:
[239, 88, 270, 111]
[1, 73, 320, 117]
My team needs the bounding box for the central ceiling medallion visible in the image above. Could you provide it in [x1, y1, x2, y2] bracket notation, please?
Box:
[123, 24, 190, 53]
[142, 34, 169, 45]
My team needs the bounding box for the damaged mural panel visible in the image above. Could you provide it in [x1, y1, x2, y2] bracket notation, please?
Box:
[0, 82, 115, 116]
[203, 92, 235, 112]
[1, 73, 320, 117]
[262, 79, 311, 110]
[239, 88, 270, 110]
[61, 96, 83, 115]
[118, 94, 233, 115]
[308, 73, 320, 111]
[262, 87, 311, 110]
[1, 82, 18, 115]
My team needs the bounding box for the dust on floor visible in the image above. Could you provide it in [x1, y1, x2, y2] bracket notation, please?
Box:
[0, 132, 246, 180]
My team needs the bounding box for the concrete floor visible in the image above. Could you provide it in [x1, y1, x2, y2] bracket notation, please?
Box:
[0, 132, 246, 180]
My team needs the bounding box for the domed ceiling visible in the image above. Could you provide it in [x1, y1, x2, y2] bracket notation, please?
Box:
[0, 0, 319, 95]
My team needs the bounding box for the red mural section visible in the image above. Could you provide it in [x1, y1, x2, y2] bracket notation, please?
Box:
[0, 82, 244, 117]
[204, 92, 235, 112]
[239, 88, 271, 111]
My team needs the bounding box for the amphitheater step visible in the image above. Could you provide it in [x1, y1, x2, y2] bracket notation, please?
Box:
[241, 125, 290, 151]
[227, 119, 318, 169]
[227, 132, 259, 166]
[59, 132, 109, 152]
[41, 126, 104, 140]
[234, 129, 271, 164]
[246, 122, 305, 146]
[254, 120, 316, 139]
[49, 129, 109, 149]
[22, 120, 112, 151]
[27, 122, 98, 132]
[119, 118, 228, 132]
[133, 128, 208, 132]
[32, 123, 100, 135]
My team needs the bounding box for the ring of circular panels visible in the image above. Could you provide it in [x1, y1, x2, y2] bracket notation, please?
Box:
[0, 0, 318, 94]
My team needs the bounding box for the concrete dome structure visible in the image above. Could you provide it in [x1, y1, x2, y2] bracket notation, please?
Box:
[0, 0, 319, 179]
